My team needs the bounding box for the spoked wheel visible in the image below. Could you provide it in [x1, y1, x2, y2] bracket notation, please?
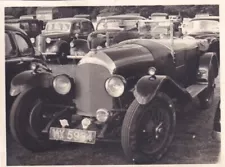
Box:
[198, 63, 216, 109]
[10, 88, 59, 152]
[56, 51, 68, 65]
[121, 92, 176, 164]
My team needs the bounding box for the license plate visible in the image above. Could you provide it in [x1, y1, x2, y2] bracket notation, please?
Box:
[49, 127, 96, 144]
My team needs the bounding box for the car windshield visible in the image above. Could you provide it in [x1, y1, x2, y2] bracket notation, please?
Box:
[186, 20, 219, 34]
[20, 22, 30, 31]
[96, 18, 140, 30]
[138, 20, 172, 39]
[45, 22, 71, 32]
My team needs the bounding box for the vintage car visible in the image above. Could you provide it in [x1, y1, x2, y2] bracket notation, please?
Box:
[8, 20, 219, 164]
[5, 25, 50, 123]
[5, 18, 44, 40]
[182, 16, 219, 62]
[86, 15, 146, 49]
[35, 17, 94, 64]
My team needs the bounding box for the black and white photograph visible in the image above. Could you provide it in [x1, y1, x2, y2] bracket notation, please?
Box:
[4, 1, 221, 166]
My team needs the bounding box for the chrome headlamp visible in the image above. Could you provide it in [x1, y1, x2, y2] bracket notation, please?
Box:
[46, 37, 51, 43]
[70, 41, 75, 48]
[30, 38, 35, 44]
[53, 75, 72, 95]
[105, 75, 126, 97]
[30, 62, 37, 70]
[148, 67, 156, 76]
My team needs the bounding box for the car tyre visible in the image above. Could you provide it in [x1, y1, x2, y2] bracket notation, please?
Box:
[121, 92, 176, 164]
[10, 88, 58, 152]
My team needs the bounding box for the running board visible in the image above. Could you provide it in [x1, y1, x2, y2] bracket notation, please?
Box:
[186, 84, 208, 98]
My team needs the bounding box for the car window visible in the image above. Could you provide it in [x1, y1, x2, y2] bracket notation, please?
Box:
[81, 21, 93, 33]
[72, 22, 81, 33]
[14, 33, 31, 55]
[5, 33, 14, 56]
[20, 22, 29, 31]
[31, 22, 38, 31]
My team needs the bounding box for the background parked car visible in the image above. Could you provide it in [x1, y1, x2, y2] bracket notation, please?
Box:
[5, 18, 44, 41]
[87, 15, 146, 49]
[5, 25, 49, 126]
[183, 16, 219, 62]
[36, 17, 94, 64]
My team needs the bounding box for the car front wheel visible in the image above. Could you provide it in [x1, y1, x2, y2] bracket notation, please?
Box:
[10, 88, 58, 152]
[121, 92, 176, 164]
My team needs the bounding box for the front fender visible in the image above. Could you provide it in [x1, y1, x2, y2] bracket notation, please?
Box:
[134, 75, 191, 105]
[47, 40, 70, 54]
[10, 70, 54, 96]
[197, 52, 219, 83]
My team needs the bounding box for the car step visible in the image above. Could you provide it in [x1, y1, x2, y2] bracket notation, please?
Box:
[186, 84, 208, 98]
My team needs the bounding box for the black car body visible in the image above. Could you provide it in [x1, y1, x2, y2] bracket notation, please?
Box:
[5, 25, 49, 110]
[5, 18, 44, 39]
[183, 16, 220, 62]
[35, 17, 94, 64]
[87, 15, 146, 49]
[8, 20, 219, 164]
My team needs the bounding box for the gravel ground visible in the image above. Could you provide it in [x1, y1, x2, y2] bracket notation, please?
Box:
[6, 64, 221, 165]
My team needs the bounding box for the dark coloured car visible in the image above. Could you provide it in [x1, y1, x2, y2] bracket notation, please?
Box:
[5, 25, 50, 112]
[8, 20, 219, 164]
[87, 15, 146, 49]
[5, 18, 44, 40]
[35, 17, 94, 64]
[183, 16, 220, 62]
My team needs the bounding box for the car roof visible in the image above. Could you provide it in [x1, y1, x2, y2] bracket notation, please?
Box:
[191, 16, 219, 21]
[151, 13, 168, 16]
[98, 15, 146, 21]
[47, 17, 91, 23]
[5, 24, 27, 35]
[5, 18, 39, 23]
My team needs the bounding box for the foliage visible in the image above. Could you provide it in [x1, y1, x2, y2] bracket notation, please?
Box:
[5, 5, 219, 19]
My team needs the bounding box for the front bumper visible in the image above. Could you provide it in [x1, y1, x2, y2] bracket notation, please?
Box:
[41, 52, 58, 60]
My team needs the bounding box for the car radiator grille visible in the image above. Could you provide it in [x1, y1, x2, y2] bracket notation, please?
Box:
[74, 63, 113, 117]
